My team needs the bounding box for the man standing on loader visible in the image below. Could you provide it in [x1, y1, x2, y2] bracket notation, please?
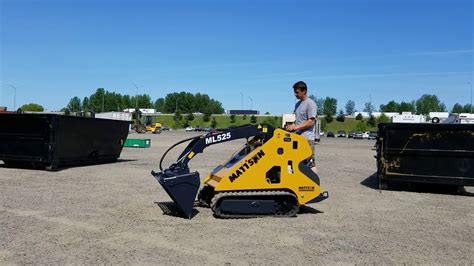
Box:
[285, 81, 318, 169]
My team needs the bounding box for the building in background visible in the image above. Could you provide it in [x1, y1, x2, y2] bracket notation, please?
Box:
[123, 108, 156, 114]
[392, 112, 426, 123]
[96, 112, 132, 129]
[371, 112, 398, 118]
[353, 112, 370, 118]
[226, 110, 260, 115]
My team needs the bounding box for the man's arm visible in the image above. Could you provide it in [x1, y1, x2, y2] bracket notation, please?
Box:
[295, 117, 315, 131]
[286, 117, 315, 132]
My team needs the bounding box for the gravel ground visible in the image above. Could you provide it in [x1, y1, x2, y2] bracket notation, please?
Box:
[1, 131, 473, 264]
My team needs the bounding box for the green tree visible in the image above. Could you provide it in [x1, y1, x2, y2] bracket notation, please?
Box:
[325, 113, 333, 123]
[20, 103, 44, 112]
[104, 92, 121, 111]
[316, 97, 325, 116]
[377, 113, 391, 124]
[89, 88, 106, 112]
[154, 98, 165, 113]
[162, 92, 224, 114]
[182, 117, 190, 128]
[262, 116, 281, 128]
[363, 102, 375, 113]
[121, 95, 131, 110]
[367, 115, 377, 127]
[82, 97, 90, 112]
[336, 109, 345, 122]
[345, 100, 355, 115]
[130, 94, 153, 109]
[173, 110, 182, 122]
[323, 97, 337, 117]
[208, 99, 224, 114]
[264, 112, 270, 115]
[309, 95, 324, 116]
[203, 109, 211, 122]
[67, 97, 82, 112]
[60, 107, 70, 115]
[173, 110, 182, 128]
[250, 115, 257, 123]
[65, 88, 155, 113]
[356, 113, 363, 120]
[164, 93, 180, 113]
[320, 118, 327, 131]
[452, 103, 464, 113]
[380, 100, 400, 113]
[415, 94, 446, 115]
[399, 101, 416, 113]
[463, 104, 473, 113]
[210, 117, 217, 128]
[243, 114, 247, 120]
[355, 121, 368, 132]
[230, 114, 236, 123]
[186, 113, 195, 121]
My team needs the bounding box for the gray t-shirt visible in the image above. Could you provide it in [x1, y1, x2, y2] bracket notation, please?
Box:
[294, 98, 317, 140]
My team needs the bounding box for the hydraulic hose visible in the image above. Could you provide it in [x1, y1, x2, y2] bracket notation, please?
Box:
[159, 135, 200, 171]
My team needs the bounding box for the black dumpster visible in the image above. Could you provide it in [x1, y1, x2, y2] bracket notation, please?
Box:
[0, 113, 130, 170]
[376, 123, 474, 189]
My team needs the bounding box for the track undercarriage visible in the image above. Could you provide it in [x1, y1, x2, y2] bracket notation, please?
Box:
[198, 186, 299, 218]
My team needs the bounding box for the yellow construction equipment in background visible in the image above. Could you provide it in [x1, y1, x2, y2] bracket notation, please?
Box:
[146, 122, 162, 134]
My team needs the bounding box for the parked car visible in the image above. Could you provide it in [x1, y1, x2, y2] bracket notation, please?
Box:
[348, 131, 356, 138]
[161, 126, 170, 131]
[337, 130, 346, 138]
[185, 126, 195, 132]
[327, 131, 335, 138]
[368, 132, 378, 140]
[207, 128, 217, 134]
[194, 126, 203, 132]
[362, 132, 370, 139]
[319, 131, 325, 137]
[354, 132, 363, 139]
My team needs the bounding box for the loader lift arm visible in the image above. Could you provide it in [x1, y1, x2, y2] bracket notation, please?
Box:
[158, 124, 274, 173]
[152, 124, 275, 218]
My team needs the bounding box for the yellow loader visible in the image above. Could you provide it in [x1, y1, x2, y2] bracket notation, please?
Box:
[146, 122, 162, 134]
[152, 124, 328, 218]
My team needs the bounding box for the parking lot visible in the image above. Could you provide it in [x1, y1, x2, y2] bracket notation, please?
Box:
[1, 131, 473, 264]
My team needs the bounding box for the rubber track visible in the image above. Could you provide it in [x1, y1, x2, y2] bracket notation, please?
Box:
[210, 190, 299, 219]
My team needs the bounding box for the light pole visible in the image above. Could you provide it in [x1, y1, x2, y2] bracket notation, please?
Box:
[7, 84, 17, 110]
[102, 93, 105, 113]
[240, 92, 243, 110]
[132, 83, 139, 110]
[369, 94, 372, 115]
[469, 82, 473, 114]
[248, 96, 253, 110]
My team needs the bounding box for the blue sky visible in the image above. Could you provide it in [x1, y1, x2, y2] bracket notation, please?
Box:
[1, 0, 472, 114]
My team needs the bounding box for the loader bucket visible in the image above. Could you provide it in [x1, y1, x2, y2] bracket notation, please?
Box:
[152, 171, 200, 218]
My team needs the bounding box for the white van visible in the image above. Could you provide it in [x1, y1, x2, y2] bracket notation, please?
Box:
[458, 113, 474, 124]
[429, 112, 450, 123]
[442, 113, 474, 124]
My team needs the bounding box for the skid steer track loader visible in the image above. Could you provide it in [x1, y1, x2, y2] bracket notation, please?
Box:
[151, 124, 328, 218]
